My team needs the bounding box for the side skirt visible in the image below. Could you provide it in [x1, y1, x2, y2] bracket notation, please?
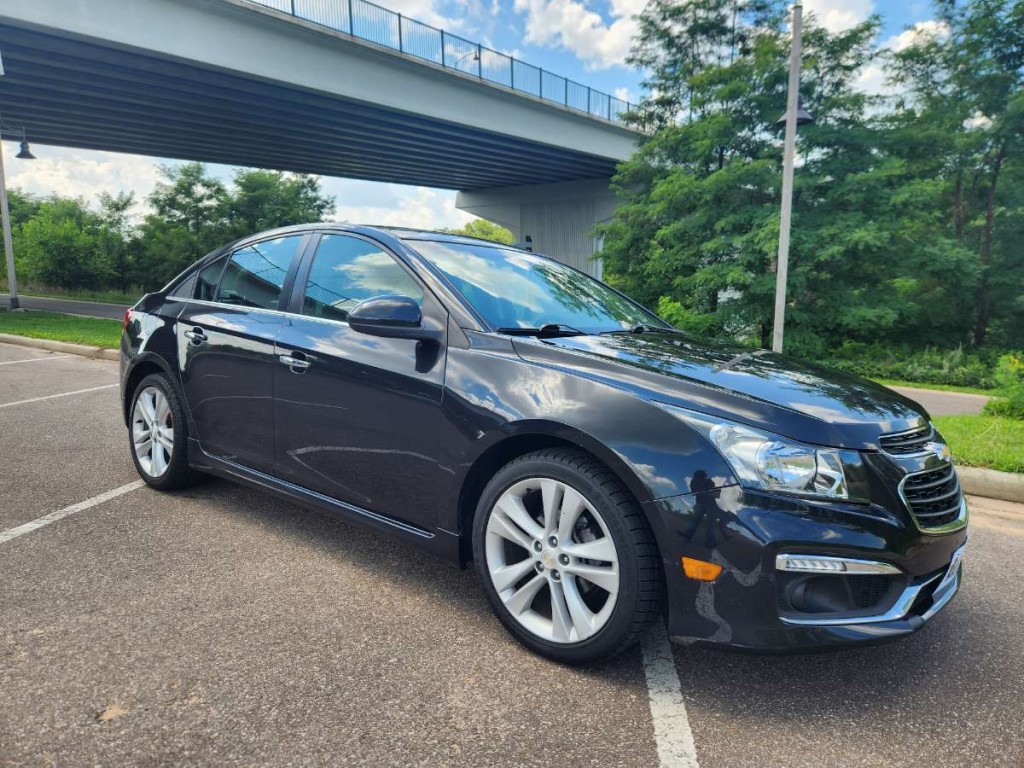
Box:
[187, 438, 461, 562]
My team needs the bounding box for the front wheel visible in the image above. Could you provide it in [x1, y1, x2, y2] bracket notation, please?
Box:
[473, 448, 663, 665]
[128, 373, 201, 490]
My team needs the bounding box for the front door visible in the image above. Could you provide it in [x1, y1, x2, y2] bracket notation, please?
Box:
[273, 233, 447, 530]
[178, 234, 305, 473]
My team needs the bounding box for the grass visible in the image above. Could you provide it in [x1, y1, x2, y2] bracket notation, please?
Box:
[15, 284, 141, 305]
[871, 378, 995, 396]
[0, 309, 122, 349]
[933, 414, 1024, 474]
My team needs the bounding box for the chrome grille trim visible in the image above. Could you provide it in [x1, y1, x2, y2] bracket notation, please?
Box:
[898, 464, 968, 534]
[879, 425, 935, 456]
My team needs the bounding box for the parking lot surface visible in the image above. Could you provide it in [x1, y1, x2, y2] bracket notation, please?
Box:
[2, 340, 1022, 767]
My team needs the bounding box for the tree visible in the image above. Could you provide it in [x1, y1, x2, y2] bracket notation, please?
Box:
[16, 196, 111, 290]
[138, 163, 228, 288]
[223, 169, 334, 240]
[443, 219, 516, 244]
[98, 191, 140, 292]
[600, 0, 983, 354]
[887, 0, 1024, 347]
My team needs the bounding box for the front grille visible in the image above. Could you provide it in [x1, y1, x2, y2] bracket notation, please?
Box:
[880, 425, 933, 455]
[900, 464, 963, 529]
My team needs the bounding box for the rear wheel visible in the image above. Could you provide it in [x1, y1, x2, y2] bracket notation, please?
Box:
[473, 448, 663, 664]
[128, 373, 201, 490]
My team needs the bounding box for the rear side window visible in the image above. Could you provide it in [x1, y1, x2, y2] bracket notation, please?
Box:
[300, 235, 423, 321]
[195, 257, 227, 301]
[215, 236, 303, 310]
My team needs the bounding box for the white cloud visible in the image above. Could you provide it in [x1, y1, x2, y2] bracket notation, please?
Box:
[854, 20, 950, 95]
[3, 144, 473, 231]
[802, 0, 874, 33]
[331, 185, 474, 230]
[513, 0, 645, 70]
[885, 19, 949, 52]
[3, 143, 162, 217]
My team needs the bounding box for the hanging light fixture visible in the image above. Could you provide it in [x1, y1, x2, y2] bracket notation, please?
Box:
[15, 139, 35, 160]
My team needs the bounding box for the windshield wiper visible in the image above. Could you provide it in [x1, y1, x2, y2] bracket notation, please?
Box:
[599, 324, 681, 335]
[496, 323, 588, 337]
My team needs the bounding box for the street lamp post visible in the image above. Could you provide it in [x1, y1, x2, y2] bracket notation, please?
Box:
[0, 132, 20, 310]
[771, 2, 809, 354]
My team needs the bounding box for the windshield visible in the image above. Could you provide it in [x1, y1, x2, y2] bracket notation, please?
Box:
[412, 240, 669, 334]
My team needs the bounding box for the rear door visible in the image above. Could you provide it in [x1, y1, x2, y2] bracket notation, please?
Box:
[178, 233, 307, 473]
[273, 232, 447, 530]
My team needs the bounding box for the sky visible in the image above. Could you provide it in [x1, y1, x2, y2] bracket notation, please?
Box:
[2, 0, 937, 229]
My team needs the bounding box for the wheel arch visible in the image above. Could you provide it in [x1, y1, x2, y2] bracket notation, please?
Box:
[122, 353, 178, 426]
[455, 422, 668, 567]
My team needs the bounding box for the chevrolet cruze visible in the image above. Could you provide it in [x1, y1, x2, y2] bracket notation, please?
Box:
[120, 224, 967, 664]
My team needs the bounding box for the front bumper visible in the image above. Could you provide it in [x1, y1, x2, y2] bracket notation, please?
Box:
[644, 486, 968, 651]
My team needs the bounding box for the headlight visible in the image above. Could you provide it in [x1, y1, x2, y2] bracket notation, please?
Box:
[656, 403, 849, 499]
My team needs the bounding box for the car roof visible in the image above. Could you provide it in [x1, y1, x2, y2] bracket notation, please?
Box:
[236, 222, 525, 251]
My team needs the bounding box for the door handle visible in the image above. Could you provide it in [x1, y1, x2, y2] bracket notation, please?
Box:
[279, 353, 311, 372]
[183, 327, 207, 345]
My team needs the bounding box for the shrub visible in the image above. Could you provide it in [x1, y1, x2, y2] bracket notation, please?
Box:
[983, 353, 1024, 420]
[821, 342, 997, 389]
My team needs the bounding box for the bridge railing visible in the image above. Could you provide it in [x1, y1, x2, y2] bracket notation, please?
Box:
[246, 0, 634, 125]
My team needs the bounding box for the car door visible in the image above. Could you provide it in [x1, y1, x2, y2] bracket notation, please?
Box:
[178, 233, 307, 473]
[273, 232, 447, 530]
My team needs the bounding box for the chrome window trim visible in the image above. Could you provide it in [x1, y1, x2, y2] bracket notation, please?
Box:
[780, 542, 966, 627]
[169, 296, 294, 319]
[898, 466, 969, 535]
[775, 554, 902, 575]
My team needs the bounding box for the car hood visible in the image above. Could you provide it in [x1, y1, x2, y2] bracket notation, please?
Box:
[511, 332, 928, 450]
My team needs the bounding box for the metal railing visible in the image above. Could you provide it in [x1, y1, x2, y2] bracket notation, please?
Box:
[246, 0, 634, 125]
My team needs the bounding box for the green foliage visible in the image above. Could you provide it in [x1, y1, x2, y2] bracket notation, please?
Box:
[3, 162, 337, 296]
[223, 168, 335, 240]
[824, 342, 997, 389]
[602, 0, 1023, 360]
[442, 219, 516, 244]
[983, 352, 1024, 419]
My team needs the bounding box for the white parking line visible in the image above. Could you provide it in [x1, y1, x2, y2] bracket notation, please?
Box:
[0, 383, 118, 409]
[0, 355, 70, 366]
[642, 620, 700, 768]
[0, 481, 144, 545]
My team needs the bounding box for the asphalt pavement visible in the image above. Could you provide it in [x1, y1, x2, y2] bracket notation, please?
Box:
[890, 385, 991, 417]
[1, 341, 1021, 767]
[0, 293, 129, 320]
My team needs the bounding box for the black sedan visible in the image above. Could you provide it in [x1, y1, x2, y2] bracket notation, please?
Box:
[120, 224, 967, 664]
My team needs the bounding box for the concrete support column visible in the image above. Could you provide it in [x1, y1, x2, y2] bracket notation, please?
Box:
[455, 178, 618, 278]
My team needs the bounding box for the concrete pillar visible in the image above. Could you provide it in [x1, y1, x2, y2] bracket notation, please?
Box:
[455, 178, 619, 278]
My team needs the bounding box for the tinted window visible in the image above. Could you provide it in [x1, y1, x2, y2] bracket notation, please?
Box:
[195, 257, 227, 301]
[412, 240, 666, 333]
[301, 235, 423, 321]
[216, 236, 302, 310]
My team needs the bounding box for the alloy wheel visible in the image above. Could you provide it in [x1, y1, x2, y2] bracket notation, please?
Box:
[484, 477, 620, 644]
[132, 386, 174, 478]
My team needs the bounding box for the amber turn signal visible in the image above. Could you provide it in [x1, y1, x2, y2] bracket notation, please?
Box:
[681, 557, 722, 582]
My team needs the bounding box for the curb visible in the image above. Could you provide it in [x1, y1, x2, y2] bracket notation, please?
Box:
[959, 466, 1024, 505]
[0, 333, 119, 362]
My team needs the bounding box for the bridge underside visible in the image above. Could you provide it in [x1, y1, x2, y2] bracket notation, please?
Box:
[0, 23, 618, 191]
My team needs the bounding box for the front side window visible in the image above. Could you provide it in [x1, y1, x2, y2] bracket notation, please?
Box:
[301, 235, 423, 321]
[215, 236, 302, 310]
[411, 240, 666, 333]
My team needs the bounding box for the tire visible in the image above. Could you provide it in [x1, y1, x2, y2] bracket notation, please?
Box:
[128, 372, 202, 491]
[472, 448, 663, 665]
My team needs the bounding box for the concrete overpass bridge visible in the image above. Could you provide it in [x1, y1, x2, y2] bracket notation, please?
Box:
[0, 0, 641, 274]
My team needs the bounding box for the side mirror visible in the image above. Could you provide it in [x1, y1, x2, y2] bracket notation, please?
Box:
[347, 295, 443, 343]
